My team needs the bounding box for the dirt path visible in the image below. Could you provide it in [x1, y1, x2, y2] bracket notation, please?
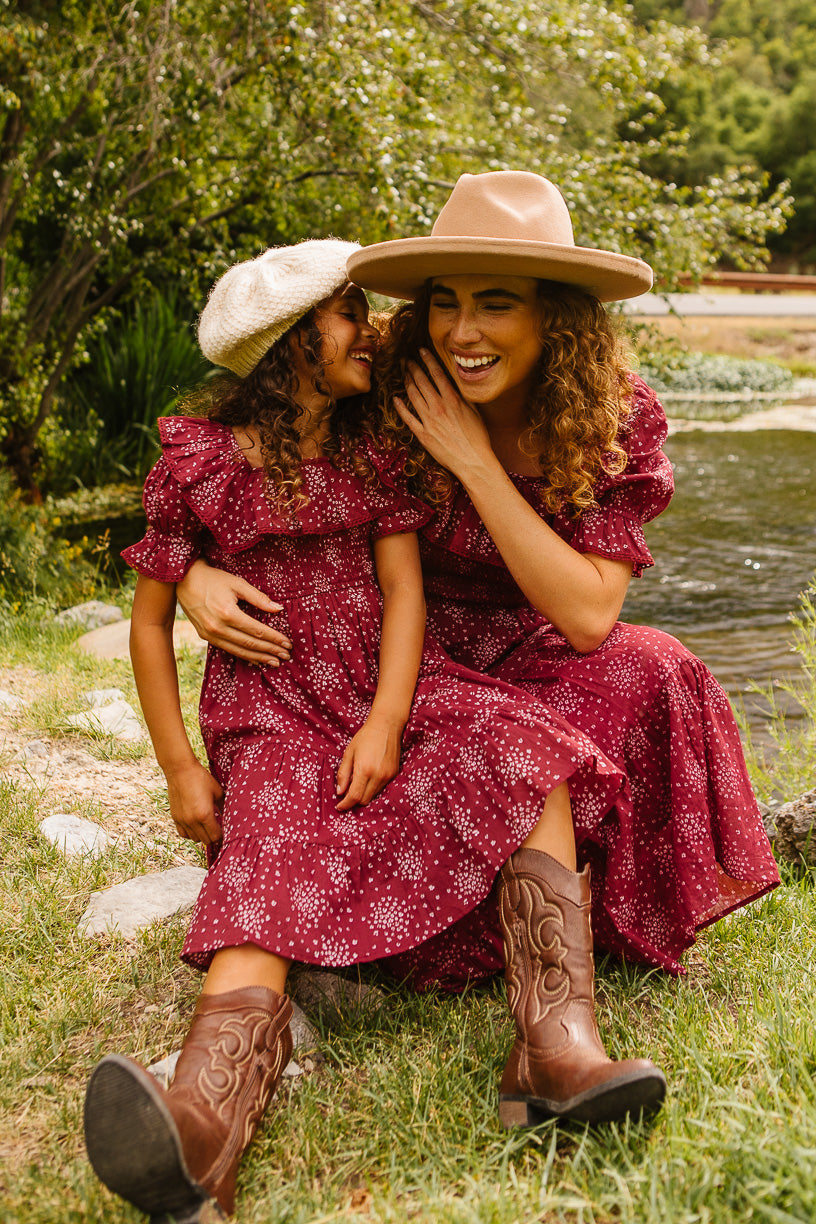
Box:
[0, 664, 179, 845]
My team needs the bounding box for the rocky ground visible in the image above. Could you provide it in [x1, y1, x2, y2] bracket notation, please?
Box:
[0, 664, 178, 847]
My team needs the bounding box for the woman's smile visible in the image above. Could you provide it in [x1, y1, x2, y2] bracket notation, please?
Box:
[428, 274, 543, 409]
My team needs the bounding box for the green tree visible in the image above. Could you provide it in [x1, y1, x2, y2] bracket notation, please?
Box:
[0, 0, 790, 490]
[628, 0, 816, 260]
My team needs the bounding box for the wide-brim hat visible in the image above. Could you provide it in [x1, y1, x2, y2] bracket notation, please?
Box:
[347, 171, 652, 302]
[199, 238, 361, 377]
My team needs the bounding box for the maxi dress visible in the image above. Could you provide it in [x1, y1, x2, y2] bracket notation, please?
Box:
[122, 416, 627, 973]
[382, 375, 781, 989]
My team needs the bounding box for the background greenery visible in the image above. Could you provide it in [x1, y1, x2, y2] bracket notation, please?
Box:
[0, 0, 802, 497]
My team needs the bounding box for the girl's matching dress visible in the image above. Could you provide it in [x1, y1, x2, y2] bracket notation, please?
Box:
[123, 417, 626, 975]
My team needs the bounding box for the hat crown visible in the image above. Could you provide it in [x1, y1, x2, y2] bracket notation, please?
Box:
[431, 171, 575, 246]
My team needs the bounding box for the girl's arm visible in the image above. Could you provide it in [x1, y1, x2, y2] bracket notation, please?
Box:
[130, 575, 223, 845]
[397, 351, 631, 654]
[176, 559, 293, 665]
[335, 531, 426, 811]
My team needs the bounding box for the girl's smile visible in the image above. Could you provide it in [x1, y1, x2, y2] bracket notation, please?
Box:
[315, 284, 379, 400]
[428, 274, 543, 412]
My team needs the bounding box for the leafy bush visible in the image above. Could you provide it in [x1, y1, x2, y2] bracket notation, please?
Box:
[637, 351, 794, 419]
[0, 471, 113, 609]
[51, 287, 210, 492]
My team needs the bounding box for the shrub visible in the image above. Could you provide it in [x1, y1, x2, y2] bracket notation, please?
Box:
[637, 351, 794, 419]
[0, 470, 112, 609]
[50, 287, 210, 492]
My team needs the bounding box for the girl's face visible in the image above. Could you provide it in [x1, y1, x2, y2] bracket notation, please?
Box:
[313, 284, 379, 400]
[427, 274, 543, 412]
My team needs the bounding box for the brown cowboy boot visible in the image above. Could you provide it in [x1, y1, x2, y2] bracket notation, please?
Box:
[498, 847, 666, 1126]
[84, 985, 293, 1222]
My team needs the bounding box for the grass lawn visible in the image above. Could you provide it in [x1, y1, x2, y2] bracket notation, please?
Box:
[1, 614, 815, 1224]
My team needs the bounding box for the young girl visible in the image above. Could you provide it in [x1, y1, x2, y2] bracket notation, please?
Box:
[84, 239, 664, 1224]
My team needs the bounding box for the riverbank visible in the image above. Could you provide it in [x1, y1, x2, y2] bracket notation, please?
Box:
[668, 393, 816, 433]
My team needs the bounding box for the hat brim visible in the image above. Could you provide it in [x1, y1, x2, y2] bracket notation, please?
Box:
[348, 237, 653, 303]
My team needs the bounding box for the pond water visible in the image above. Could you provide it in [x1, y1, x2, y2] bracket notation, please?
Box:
[621, 428, 816, 745]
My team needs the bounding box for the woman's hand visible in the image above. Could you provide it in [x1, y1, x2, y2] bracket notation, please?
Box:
[393, 348, 496, 479]
[335, 715, 403, 811]
[177, 560, 292, 665]
[166, 761, 224, 846]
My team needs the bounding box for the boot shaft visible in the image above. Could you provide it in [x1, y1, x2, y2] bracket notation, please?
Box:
[171, 986, 294, 1134]
[499, 848, 595, 1040]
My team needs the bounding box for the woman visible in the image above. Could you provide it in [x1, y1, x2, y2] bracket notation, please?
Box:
[175, 171, 778, 1122]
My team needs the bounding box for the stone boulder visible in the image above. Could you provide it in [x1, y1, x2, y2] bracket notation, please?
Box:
[79, 865, 207, 938]
[55, 601, 124, 630]
[762, 788, 816, 866]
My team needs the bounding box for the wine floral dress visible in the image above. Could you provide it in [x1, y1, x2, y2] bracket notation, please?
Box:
[123, 417, 627, 973]
[383, 375, 780, 989]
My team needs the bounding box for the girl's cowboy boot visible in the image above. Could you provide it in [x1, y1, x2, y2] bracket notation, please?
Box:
[498, 847, 666, 1126]
[84, 985, 293, 1222]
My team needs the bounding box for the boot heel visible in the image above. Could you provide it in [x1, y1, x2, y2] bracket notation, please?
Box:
[499, 1096, 543, 1128]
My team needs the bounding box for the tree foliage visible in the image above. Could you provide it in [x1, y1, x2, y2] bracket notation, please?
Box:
[628, 0, 816, 262]
[0, 0, 791, 489]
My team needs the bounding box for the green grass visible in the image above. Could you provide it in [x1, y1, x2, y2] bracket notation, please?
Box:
[1, 608, 815, 1223]
[741, 580, 816, 804]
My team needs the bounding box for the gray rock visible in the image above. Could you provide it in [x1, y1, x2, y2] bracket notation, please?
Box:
[84, 687, 127, 707]
[289, 1000, 320, 1051]
[762, 788, 816, 866]
[76, 618, 206, 661]
[79, 865, 207, 938]
[0, 689, 24, 712]
[39, 813, 113, 857]
[55, 601, 124, 630]
[147, 1049, 180, 1086]
[18, 739, 50, 760]
[66, 698, 143, 741]
[292, 968, 382, 1016]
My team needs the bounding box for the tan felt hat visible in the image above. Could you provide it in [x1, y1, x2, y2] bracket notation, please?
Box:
[347, 171, 653, 302]
[198, 238, 361, 377]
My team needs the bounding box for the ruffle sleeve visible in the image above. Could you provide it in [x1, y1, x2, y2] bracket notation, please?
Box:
[550, 375, 674, 577]
[418, 375, 673, 577]
[359, 436, 434, 539]
[120, 458, 205, 581]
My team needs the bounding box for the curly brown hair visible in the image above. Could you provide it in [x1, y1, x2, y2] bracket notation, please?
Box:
[374, 280, 635, 516]
[180, 307, 387, 510]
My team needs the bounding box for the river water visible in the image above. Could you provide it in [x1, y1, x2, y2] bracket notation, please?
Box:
[621, 427, 816, 745]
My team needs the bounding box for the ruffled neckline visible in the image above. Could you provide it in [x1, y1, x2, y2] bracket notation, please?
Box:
[157, 416, 429, 550]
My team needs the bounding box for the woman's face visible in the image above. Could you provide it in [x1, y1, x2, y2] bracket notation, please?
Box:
[427, 274, 543, 411]
[312, 284, 379, 399]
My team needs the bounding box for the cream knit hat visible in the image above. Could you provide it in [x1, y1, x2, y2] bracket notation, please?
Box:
[198, 238, 361, 377]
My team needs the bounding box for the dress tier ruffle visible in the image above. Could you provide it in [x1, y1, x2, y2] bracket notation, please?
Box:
[123, 418, 627, 972]
[385, 375, 780, 988]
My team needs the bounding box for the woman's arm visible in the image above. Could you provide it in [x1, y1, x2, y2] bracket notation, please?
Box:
[397, 351, 632, 653]
[335, 531, 426, 811]
[130, 575, 224, 845]
[176, 559, 292, 665]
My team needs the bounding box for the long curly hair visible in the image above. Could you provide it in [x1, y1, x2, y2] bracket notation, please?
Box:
[374, 280, 635, 516]
[181, 307, 386, 510]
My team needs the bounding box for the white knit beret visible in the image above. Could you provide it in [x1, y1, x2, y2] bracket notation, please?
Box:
[198, 238, 361, 377]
